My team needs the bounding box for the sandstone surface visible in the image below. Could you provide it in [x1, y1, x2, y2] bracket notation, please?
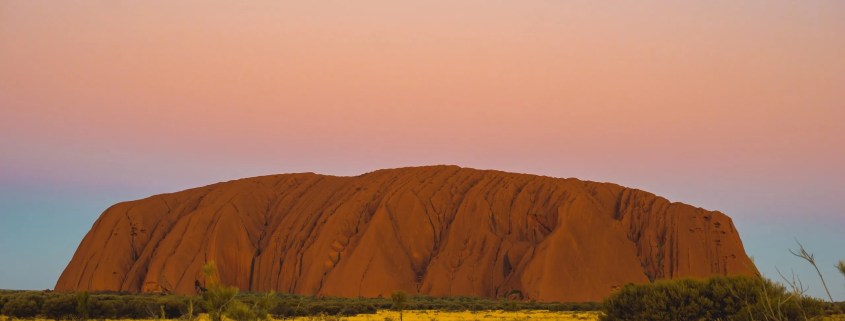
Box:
[56, 166, 757, 301]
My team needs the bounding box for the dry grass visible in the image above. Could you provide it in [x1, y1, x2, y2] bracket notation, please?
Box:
[6, 311, 845, 321]
[289, 310, 600, 321]
[2, 311, 600, 321]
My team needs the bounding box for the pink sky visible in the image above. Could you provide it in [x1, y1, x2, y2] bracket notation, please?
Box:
[3, 1, 843, 206]
[0, 1, 843, 298]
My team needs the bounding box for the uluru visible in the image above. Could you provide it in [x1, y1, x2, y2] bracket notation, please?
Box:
[55, 165, 757, 302]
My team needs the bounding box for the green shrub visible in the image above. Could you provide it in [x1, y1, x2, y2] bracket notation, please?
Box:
[225, 300, 254, 321]
[159, 296, 188, 318]
[226, 292, 277, 321]
[182, 297, 195, 321]
[200, 262, 239, 321]
[75, 292, 90, 321]
[601, 276, 825, 321]
[2, 294, 42, 318]
[122, 297, 160, 318]
[390, 291, 408, 321]
[42, 295, 77, 320]
[251, 292, 279, 321]
[96, 299, 120, 318]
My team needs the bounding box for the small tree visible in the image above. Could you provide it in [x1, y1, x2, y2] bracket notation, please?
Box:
[224, 292, 278, 321]
[76, 292, 91, 321]
[789, 241, 834, 302]
[837, 260, 845, 280]
[200, 261, 239, 321]
[182, 298, 195, 321]
[251, 291, 279, 321]
[390, 291, 408, 321]
[224, 300, 254, 321]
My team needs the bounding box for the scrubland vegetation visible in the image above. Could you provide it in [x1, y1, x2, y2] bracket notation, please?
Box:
[598, 243, 845, 321]
[1, 277, 842, 321]
[0, 290, 598, 320]
[601, 276, 842, 321]
[2, 254, 843, 321]
[0, 261, 597, 321]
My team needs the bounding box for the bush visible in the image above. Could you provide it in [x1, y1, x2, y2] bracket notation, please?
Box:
[225, 300, 254, 321]
[181, 297, 196, 321]
[226, 292, 277, 321]
[2, 294, 42, 318]
[601, 276, 825, 321]
[390, 291, 408, 321]
[159, 296, 188, 318]
[42, 295, 77, 320]
[200, 261, 239, 321]
[75, 292, 90, 321]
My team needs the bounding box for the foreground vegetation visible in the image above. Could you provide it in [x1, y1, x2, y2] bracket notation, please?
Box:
[1, 280, 841, 320]
[0, 290, 599, 320]
[601, 276, 844, 321]
[0, 310, 600, 321]
[2, 251, 843, 321]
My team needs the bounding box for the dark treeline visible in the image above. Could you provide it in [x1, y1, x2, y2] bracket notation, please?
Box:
[0, 290, 599, 320]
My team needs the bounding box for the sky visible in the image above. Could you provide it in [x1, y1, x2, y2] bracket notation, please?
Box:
[0, 1, 843, 300]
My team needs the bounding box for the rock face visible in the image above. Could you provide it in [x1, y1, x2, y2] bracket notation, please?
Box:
[55, 166, 756, 302]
